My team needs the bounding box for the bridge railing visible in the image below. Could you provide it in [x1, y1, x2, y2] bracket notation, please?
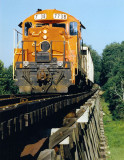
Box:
[38, 90, 106, 160]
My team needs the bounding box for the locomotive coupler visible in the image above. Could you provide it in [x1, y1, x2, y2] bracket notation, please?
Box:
[37, 69, 51, 85]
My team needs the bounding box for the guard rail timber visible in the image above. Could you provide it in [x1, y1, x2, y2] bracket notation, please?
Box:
[37, 90, 106, 160]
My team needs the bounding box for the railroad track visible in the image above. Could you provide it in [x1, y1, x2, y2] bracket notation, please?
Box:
[0, 93, 61, 110]
[0, 89, 97, 140]
[0, 93, 63, 100]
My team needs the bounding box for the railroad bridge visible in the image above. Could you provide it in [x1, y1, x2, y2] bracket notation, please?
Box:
[0, 89, 106, 160]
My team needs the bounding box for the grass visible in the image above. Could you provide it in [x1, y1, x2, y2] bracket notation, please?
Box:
[101, 97, 124, 160]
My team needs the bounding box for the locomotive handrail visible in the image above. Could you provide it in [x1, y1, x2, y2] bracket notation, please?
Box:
[16, 40, 66, 66]
[13, 29, 22, 49]
[32, 42, 40, 47]
[21, 40, 37, 65]
[13, 29, 22, 80]
[32, 31, 41, 36]
[21, 40, 37, 42]
[50, 41, 52, 60]
[50, 40, 66, 42]
[63, 41, 65, 67]
[50, 40, 66, 66]
[14, 29, 22, 35]
[13, 40, 22, 80]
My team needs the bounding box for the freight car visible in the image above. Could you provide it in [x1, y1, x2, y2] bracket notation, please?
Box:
[13, 9, 94, 93]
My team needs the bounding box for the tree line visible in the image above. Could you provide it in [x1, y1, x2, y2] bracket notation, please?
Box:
[89, 41, 124, 119]
[0, 41, 124, 119]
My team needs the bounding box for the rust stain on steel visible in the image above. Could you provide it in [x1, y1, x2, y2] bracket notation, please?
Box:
[20, 137, 47, 157]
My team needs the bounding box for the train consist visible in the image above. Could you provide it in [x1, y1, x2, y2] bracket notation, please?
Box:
[13, 9, 94, 93]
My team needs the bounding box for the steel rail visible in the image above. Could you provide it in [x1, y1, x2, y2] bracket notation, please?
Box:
[0, 93, 61, 100]
[0, 94, 61, 108]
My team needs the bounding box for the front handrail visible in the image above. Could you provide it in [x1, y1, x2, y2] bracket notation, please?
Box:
[13, 40, 66, 80]
[13, 29, 22, 80]
[13, 40, 37, 80]
[21, 40, 37, 64]
[32, 31, 41, 36]
[51, 40, 66, 67]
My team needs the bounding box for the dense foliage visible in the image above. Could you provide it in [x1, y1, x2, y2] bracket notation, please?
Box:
[0, 60, 18, 94]
[101, 42, 124, 119]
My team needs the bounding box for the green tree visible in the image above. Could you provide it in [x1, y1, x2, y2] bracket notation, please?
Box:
[101, 42, 124, 86]
[4, 65, 19, 94]
[101, 42, 124, 119]
[0, 60, 5, 94]
[0, 60, 18, 95]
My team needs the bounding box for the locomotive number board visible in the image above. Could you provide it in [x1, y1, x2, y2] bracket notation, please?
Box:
[34, 13, 67, 20]
[34, 14, 47, 20]
[53, 13, 67, 20]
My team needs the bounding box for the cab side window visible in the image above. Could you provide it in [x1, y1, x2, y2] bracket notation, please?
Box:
[70, 22, 77, 35]
[25, 22, 32, 36]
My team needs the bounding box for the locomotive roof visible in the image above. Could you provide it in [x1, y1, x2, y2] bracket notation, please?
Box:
[26, 9, 79, 22]
[19, 9, 85, 29]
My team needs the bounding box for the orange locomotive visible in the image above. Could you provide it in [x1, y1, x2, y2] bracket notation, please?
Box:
[13, 9, 92, 93]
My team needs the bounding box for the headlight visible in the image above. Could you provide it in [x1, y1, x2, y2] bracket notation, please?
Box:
[57, 61, 63, 67]
[41, 41, 50, 52]
[43, 30, 47, 34]
[43, 35, 47, 40]
[23, 61, 29, 67]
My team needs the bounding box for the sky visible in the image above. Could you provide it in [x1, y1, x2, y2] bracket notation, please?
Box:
[0, 0, 124, 67]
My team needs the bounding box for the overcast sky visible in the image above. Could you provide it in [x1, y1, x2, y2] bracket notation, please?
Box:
[0, 0, 124, 67]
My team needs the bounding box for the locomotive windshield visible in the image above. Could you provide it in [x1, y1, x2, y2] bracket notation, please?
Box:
[70, 22, 77, 35]
[25, 22, 32, 36]
[52, 23, 66, 29]
[36, 23, 49, 27]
